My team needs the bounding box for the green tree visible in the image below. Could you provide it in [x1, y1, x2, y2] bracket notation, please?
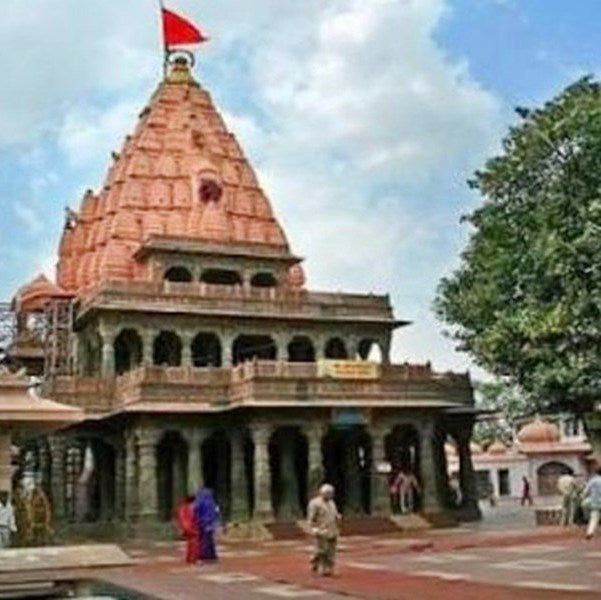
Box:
[435, 77, 601, 427]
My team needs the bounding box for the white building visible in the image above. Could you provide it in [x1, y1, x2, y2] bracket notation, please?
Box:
[447, 417, 591, 499]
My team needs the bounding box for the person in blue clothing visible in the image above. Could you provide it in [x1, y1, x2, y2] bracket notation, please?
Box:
[582, 467, 601, 540]
[194, 487, 220, 560]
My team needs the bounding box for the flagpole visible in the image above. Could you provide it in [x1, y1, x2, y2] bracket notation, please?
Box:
[159, 0, 168, 78]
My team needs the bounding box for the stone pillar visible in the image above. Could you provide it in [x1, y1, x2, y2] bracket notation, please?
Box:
[100, 330, 116, 377]
[48, 435, 67, 524]
[136, 428, 160, 522]
[370, 427, 390, 516]
[315, 337, 326, 362]
[222, 332, 234, 367]
[347, 337, 360, 360]
[418, 420, 442, 514]
[0, 430, 11, 493]
[379, 335, 392, 366]
[115, 445, 126, 520]
[453, 423, 481, 521]
[183, 429, 208, 495]
[230, 428, 250, 521]
[305, 426, 324, 496]
[251, 424, 273, 521]
[181, 332, 194, 368]
[124, 432, 138, 521]
[344, 434, 363, 514]
[278, 432, 301, 519]
[142, 330, 154, 366]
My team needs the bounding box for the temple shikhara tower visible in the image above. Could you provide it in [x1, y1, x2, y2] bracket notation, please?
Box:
[5, 57, 479, 537]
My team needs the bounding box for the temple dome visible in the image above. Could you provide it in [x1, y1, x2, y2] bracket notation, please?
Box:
[487, 440, 508, 455]
[13, 275, 72, 312]
[517, 418, 560, 444]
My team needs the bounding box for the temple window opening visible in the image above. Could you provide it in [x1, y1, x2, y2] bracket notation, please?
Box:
[325, 337, 348, 360]
[164, 266, 193, 283]
[114, 329, 143, 375]
[287, 336, 316, 362]
[191, 332, 222, 367]
[250, 272, 278, 288]
[233, 335, 277, 365]
[153, 330, 183, 366]
[200, 269, 242, 286]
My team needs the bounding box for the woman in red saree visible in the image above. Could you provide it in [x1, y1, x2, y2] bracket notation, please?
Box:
[177, 495, 201, 564]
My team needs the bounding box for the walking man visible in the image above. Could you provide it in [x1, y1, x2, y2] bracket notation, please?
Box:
[520, 476, 533, 506]
[583, 467, 601, 540]
[307, 484, 341, 576]
[0, 491, 17, 548]
[557, 473, 576, 526]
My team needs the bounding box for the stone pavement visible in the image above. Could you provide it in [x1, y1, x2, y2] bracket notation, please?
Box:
[94, 525, 601, 600]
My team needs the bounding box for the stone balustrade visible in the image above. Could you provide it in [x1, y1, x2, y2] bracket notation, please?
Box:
[48, 360, 472, 414]
[79, 279, 396, 322]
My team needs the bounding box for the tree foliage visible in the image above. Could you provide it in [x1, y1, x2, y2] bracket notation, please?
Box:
[436, 77, 601, 413]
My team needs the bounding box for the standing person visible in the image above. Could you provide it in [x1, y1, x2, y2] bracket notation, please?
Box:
[194, 487, 220, 561]
[0, 491, 17, 548]
[399, 470, 421, 514]
[307, 484, 341, 576]
[521, 476, 533, 506]
[557, 473, 576, 527]
[177, 494, 200, 564]
[390, 471, 404, 514]
[583, 467, 601, 540]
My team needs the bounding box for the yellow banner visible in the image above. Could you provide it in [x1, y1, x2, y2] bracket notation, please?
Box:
[318, 360, 380, 380]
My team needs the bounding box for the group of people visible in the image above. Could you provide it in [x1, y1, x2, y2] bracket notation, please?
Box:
[176, 487, 221, 564]
[558, 466, 601, 539]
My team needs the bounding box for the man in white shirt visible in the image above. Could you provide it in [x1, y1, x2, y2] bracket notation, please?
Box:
[307, 484, 341, 576]
[0, 491, 17, 548]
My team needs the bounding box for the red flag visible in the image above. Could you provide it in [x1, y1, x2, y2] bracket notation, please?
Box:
[162, 8, 208, 47]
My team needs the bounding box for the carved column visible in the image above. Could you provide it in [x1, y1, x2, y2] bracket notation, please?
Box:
[347, 337, 360, 361]
[124, 431, 138, 521]
[419, 420, 442, 513]
[370, 427, 390, 516]
[230, 428, 250, 521]
[142, 330, 154, 366]
[222, 332, 234, 367]
[183, 428, 208, 495]
[181, 332, 194, 368]
[48, 435, 67, 524]
[315, 336, 326, 362]
[100, 329, 116, 377]
[304, 425, 324, 496]
[251, 424, 273, 521]
[453, 421, 480, 521]
[136, 428, 160, 522]
[379, 335, 392, 366]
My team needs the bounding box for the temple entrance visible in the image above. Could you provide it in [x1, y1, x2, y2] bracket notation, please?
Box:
[322, 427, 371, 515]
[202, 431, 231, 520]
[191, 332, 222, 367]
[233, 335, 277, 364]
[386, 425, 421, 513]
[114, 329, 142, 375]
[269, 427, 308, 519]
[153, 331, 183, 367]
[537, 461, 573, 496]
[156, 432, 188, 522]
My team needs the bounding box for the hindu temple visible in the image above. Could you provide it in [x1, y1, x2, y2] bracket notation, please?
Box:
[4, 57, 479, 538]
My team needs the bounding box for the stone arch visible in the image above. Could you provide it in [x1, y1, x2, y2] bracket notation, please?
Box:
[268, 427, 308, 520]
[153, 330, 182, 366]
[156, 432, 188, 522]
[202, 431, 231, 520]
[287, 336, 316, 362]
[358, 339, 383, 362]
[191, 332, 222, 367]
[250, 272, 278, 288]
[537, 461, 573, 496]
[114, 328, 143, 375]
[325, 337, 348, 360]
[322, 426, 372, 515]
[200, 268, 242, 286]
[164, 266, 193, 283]
[233, 335, 277, 365]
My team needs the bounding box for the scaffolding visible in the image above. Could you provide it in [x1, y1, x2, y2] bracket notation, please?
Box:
[43, 299, 75, 378]
[0, 302, 15, 363]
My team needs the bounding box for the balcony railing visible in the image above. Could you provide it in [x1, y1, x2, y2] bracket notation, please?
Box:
[48, 360, 471, 414]
[79, 280, 396, 322]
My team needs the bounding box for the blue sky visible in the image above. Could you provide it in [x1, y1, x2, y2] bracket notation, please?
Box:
[0, 0, 598, 378]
